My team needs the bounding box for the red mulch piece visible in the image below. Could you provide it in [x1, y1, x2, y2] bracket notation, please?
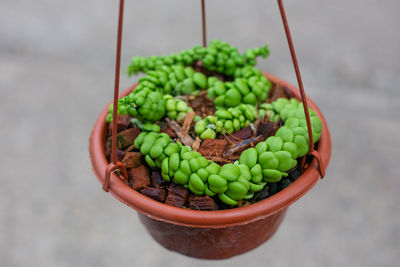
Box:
[117, 149, 126, 161]
[150, 171, 166, 188]
[227, 127, 254, 141]
[128, 165, 150, 190]
[167, 184, 189, 199]
[104, 142, 126, 161]
[161, 124, 177, 139]
[165, 184, 189, 208]
[107, 127, 141, 149]
[198, 138, 229, 157]
[267, 83, 293, 103]
[165, 194, 186, 208]
[188, 93, 216, 118]
[282, 86, 292, 98]
[268, 84, 285, 102]
[256, 120, 280, 139]
[107, 115, 132, 135]
[121, 152, 142, 168]
[189, 195, 218, 211]
[140, 187, 166, 202]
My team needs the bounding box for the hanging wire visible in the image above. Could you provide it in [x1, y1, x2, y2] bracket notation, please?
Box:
[201, 0, 207, 47]
[277, 0, 325, 177]
[104, 0, 128, 192]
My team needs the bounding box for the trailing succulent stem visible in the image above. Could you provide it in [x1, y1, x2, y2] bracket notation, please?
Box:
[106, 40, 322, 206]
[134, 98, 321, 205]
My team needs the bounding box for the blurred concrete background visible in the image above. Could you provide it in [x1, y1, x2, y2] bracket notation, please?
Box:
[1, 0, 399, 266]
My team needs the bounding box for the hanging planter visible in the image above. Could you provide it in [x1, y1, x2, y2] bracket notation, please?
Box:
[89, 0, 331, 260]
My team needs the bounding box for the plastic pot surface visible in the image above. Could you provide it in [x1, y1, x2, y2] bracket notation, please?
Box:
[89, 73, 332, 259]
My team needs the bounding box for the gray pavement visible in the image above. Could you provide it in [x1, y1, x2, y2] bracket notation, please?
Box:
[1, 0, 399, 266]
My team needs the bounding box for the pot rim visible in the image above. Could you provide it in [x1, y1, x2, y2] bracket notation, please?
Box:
[89, 72, 331, 228]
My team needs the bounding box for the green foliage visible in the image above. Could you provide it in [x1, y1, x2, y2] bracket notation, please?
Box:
[105, 40, 323, 206]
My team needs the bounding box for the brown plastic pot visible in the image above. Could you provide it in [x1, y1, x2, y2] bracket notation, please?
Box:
[89, 73, 331, 259]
